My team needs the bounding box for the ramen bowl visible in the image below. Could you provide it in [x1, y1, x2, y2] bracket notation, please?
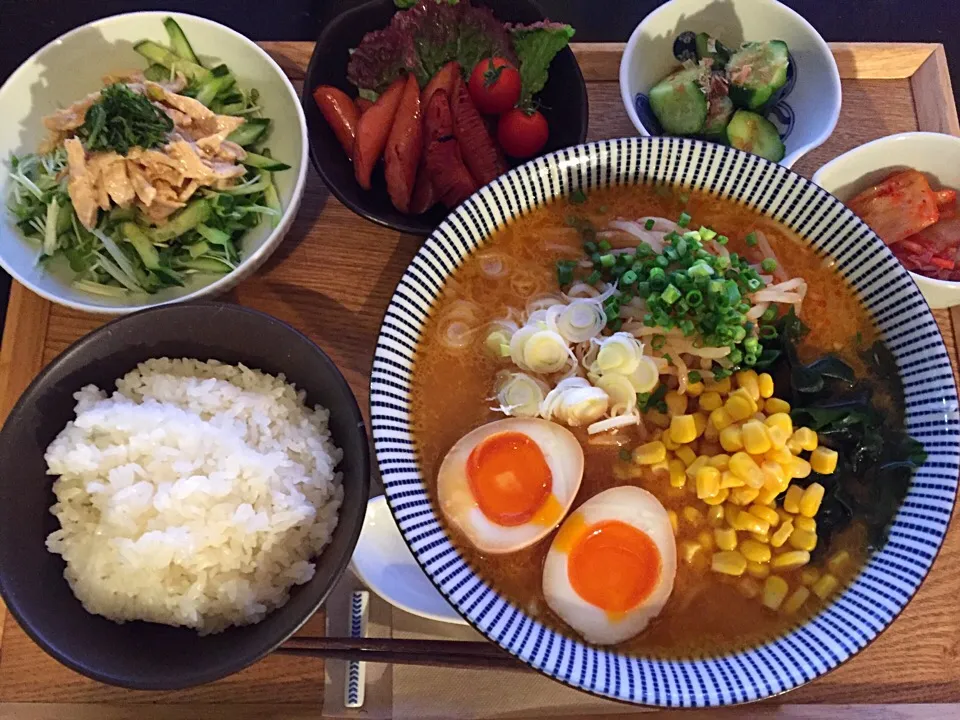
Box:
[370, 137, 959, 706]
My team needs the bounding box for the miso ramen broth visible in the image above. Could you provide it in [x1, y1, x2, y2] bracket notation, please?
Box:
[411, 184, 912, 657]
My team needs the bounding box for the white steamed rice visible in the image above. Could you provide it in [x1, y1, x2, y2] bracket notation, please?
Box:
[44, 358, 343, 635]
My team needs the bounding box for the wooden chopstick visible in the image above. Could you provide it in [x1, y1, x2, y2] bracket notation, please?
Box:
[276, 637, 528, 670]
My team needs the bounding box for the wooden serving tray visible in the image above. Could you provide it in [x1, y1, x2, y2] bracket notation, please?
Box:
[0, 42, 959, 719]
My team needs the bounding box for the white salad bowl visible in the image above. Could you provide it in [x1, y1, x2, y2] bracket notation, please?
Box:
[619, 0, 841, 168]
[813, 131, 960, 310]
[0, 12, 308, 314]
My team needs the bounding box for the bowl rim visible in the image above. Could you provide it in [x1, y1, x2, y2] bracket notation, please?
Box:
[812, 130, 960, 293]
[369, 135, 960, 707]
[617, 0, 842, 169]
[0, 11, 310, 316]
[300, 0, 589, 235]
[0, 300, 370, 689]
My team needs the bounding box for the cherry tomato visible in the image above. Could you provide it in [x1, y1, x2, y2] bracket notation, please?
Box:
[497, 109, 549, 159]
[468, 57, 521, 115]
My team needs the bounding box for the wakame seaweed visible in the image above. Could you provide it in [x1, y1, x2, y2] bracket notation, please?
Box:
[760, 309, 927, 557]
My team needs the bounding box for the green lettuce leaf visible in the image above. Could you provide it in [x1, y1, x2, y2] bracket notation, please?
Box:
[509, 22, 575, 107]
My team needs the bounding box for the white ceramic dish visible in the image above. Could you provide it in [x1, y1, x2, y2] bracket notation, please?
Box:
[351, 496, 466, 626]
[0, 12, 308, 314]
[813, 131, 960, 309]
[618, 0, 841, 168]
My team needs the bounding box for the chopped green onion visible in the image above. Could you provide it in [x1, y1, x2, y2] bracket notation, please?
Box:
[600, 253, 615, 268]
[745, 232, 758, 247]
[743, 353, 758, 366]
[761, 306, 778, 323]
[661, 283, 682, 305]
[688, 370, 702, 383]
[716, 234, 729, 245]
[655, 255, 670, 268]
[583, 240, 598, 254]
[728, 348, 743, 365]
[746, 277, 762, 291]
[556, 259, 576, 286]
[637, 242, 653, 256]
[685, 289, 703, 307]
[598, 239, 612, 252]
[651, 334, 667, 350]
[761, 257, 778, 273]
[759, 325, 778, 339]
[678, 212, 692, 228]
[645, 218, 655, 230]
[699, 226, 717, 241]
[570, 189, 588, 204]
[587, 269, 602, 285]
[621, 270, 638, 285]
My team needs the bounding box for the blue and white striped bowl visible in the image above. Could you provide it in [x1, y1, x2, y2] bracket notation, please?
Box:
[369, 137, 960, 706]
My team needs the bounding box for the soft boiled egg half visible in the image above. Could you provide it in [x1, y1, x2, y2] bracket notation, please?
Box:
[437, 418, 584, 554]
[543, 486, 676, 645]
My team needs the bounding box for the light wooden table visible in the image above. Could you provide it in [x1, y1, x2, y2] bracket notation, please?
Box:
[0, 42, 959, 719]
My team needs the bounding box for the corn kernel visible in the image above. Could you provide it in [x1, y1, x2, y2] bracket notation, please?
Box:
[812, 573, 839, 600]
[799, 567, 821, 586]
[662, 433, 681, 451]
[789, 528, 817, 552]
[765, 412, 793, 437]
[738, 577, 762, 599]
[711, 550, 747, 576]
[719, 425, 743, 453]
[650, 459, 670, 476]
[723, 503, 739, 526]
[699, 391, 723, 412]
[714, 527, 738, 551]
[766, 446, 795, 466]
[696, 466, 721, 499]
[741, 420, 772, 455]
[705, 376, 732, 394]
[809, 446, 838, 475]
[751, 530, 771, 543]
[702, 488, 729, 506]
[633, 441, 666, 465]
[730, 485, 761, 506]
[792, 427, 818, 452]
[675, 445, 697, 467]
[670, 415, 698, 445]
[707, 505, 726, 526]
[735, 510, 770, 535]
[794, 516, 816, 533]
[735, 370, 761, 402]
[667, 509, 679, 534]
[771, 520, 794, 548]
[665, 390, 687, 418]
[709, 407, 734, 432]
[730, 452, 765, 488]
[783, 485, 804, 514]
[697, 529, 715, 551]
[789, 457, 812, 479]
[756, 486, 780, 506]
[828, 550, 851, 575]
[758, 373, 775, 399]
[772, 550, 810, 571]
[682, 506, 704, 527]
[762, 576, 790, 610]
[692, 412, 708, 437]
[749, 504, 780, 528]
[764, 397, 791, 414]
[707, 453, 731, 470]
[758, 459, 784, 487]
[776, 508, 793, 523]
[680, 541, 703, 565]
[686, 381, 705, 397]
[756, 399, 765, 412]
[720, 470, 745, 489]
[725, 394, 754, 422]
[747, 560, 771, 579]
[740, 539, 772, 563]
[782, 586, 810, 615]
[766, 424, 790, 450]
[685, 455, 710, 479]
[799, 483, 825, 517]
[668, 459, 687, 488]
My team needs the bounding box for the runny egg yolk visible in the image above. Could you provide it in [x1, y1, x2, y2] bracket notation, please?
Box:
[567, 520, 662, 614]
[466, 431, 553, 526]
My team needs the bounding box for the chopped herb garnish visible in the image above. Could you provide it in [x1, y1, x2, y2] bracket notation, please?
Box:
[677, 212, 692, 228]
[77, 84, 174, 155]
[570, 188, 588, 204]
[745, 232, 758, 247]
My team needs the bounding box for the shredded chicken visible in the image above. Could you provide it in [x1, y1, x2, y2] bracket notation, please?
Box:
[51, 80, 249, 229]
